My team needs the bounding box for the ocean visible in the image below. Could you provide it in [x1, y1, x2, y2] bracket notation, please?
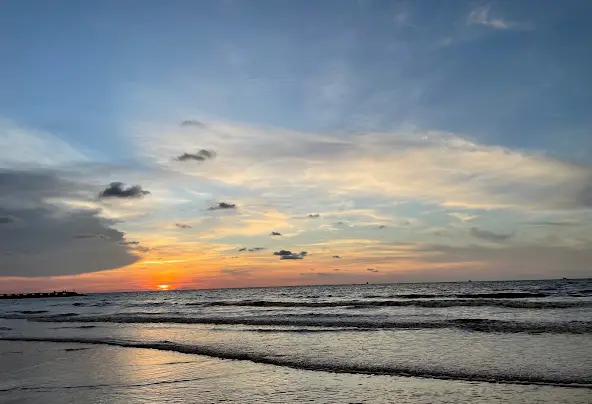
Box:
[1, 279, 591, 403]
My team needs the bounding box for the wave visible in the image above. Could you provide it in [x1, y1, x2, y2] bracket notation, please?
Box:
[16, 314, 592, 334]
[187, 299, 591, 309]
[365, 292, 549, 299]
[1, 336, 590, 388]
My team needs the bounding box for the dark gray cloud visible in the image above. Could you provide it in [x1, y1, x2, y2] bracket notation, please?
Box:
[273, 250, 293, 256]
[281, 254, 304, 260]
[270, 231, 282, 236]
[0, 215, 16, 224]
[238, 247, 247, 252]
[120, 240, 140, 245]
[378, 225, 387, 229]
[0, 170, 140, 277]
[470, 227, 514, 242]
[367, 268, 379, 272]
[99, 182, 150, 199]
[274, 249, 307, 260]
[308, 214, 320, 218]
[332, 255, 341, 259]
[72, 233, 108, 239]
[181, 120, 206, 128]
[175, 223, 192, 229]
[176, 149, 216, 162]
[248, 247, 266, 252]
[208, 202, 237, 210]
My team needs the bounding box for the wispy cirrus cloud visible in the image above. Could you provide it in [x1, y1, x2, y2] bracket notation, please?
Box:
[467, 4, 532, 31]
[129, 120, 592, 211]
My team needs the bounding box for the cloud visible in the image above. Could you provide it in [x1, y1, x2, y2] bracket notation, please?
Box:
[333, 268, 340, 271]
[274, 249, 307, 260]
[378, 225, 387, 229]
[99, 182, 150, 199]
[131, 120, 592, 211]
[0, 171, 140, 277]
[181, 120, 206, 128]
[273, 250, 293, 256]
[308, 214, 320, 218]
[238, 247, 247, 252]
[175, 223, 192, 229]
[248, 247, 266, 252]
[176, 149, 216, 162]
[208, 202, 237, 210]
[332, 255, 341, 259]
[448, 213, 478, 222]
[577, 180, 592, 207]
[0, 215, 16, 224]
[467, 5, 531, 30]
[281, 254, 304, 260]
[367, 268, 379, 272]
[270, 231, 282, 236]
[120, 240, 140, 245]
[470, 227, 514, 243]
[72, 233, 108, 239]
[524, 221, 580, 227]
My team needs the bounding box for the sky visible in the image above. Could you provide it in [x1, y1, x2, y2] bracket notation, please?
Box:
[1, 0, 591, 292]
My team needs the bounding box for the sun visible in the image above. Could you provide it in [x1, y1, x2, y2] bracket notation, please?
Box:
[157, 284, 171, 291]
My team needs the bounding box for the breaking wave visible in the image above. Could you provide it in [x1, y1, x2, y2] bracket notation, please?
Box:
[10, 314, 590, 334]
[1, 336, 590, 388]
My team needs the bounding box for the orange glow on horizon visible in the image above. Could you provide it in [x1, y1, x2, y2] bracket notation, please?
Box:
[157, 284, 171, 291]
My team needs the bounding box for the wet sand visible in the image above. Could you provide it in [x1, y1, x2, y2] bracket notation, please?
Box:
[1, 341, 590, 404]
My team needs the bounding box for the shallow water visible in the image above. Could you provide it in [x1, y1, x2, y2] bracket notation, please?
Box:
[1, 280, 591, 402]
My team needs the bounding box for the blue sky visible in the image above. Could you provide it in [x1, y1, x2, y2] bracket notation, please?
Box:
[0, 1, 591, 291]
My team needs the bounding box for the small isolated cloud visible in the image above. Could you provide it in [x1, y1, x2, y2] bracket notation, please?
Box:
[274, 249, 307, 260]
[448, 213, 478, 222]
[238, 247, 247, 252]
[332, 255, 341, 259]
[334, 268, 340, 271]
[470, 227, 514, 242]
[248, 247, 266, 252]
[367, 268, 379, 272]
[273, 250, 293, 256]
[308, 214, 320, 219]
[181, 120, 206, 128]
[176, 149, 216, 162]
[270, 231, 282, 236]
[378, 225, 387, 229]
[175, 223, 192, 229]
[99, 182, 150, 199]
[208, 202, 237, 210]
[467, 5, 531, 30]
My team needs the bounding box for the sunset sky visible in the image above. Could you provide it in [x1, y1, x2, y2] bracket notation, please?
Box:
[1, 0, 591, 292]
